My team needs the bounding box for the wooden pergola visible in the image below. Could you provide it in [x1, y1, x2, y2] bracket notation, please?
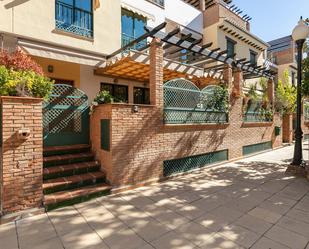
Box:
[95, 22, 276, 83]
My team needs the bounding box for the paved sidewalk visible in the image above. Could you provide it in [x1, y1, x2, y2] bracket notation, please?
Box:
[1, 144, 309, 249]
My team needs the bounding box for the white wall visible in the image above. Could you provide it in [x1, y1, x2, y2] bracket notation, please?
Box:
[122, 0, 203, 33]
[165, 0, 203, 33]
[80, 65, 147, 102]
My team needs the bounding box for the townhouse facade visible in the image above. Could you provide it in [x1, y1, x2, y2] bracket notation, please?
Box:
[268, 35, 298, 87]
[1, 0, 300, 215]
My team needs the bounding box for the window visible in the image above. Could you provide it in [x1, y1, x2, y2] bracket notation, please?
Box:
[100, 83, 128, 103]
[226, 37, 236, 58]
[134, 87, 150, 104]
[292, 72, 296, 86]
[55, 0, 93, 38]
[250, 50, 257, 66]
[121, 9, 146, 49]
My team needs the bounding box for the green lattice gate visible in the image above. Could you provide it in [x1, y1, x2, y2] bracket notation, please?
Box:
[43, 84, 90, 147]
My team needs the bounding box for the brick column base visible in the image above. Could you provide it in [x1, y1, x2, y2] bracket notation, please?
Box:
[0, 96, 43, 215]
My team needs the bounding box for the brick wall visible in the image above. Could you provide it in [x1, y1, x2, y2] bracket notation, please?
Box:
[89, 40, 283, 188]
[91, 101, 282, 187]
[0, 96, 43, 215]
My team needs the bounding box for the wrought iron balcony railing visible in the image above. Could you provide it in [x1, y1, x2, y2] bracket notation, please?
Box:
[55, 1, 93, 38]
[121, 33, 147, 50]
[147, 0, 165, 7]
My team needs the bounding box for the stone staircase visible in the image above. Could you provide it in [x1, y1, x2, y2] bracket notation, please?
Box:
[43, 144, 111, 211]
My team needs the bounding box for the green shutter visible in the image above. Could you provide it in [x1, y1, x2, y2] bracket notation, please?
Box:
[163, 150, 228, 177]
[243, 141, 272, 156]
[101, 119, 110, 151]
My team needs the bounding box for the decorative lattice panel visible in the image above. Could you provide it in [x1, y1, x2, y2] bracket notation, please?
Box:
[43, 84, 90, 147]
[163, 150, 228, 177]
[163, 79, 228, 124]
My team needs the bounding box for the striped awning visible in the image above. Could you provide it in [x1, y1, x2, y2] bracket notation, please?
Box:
[121, 2, 155, 21]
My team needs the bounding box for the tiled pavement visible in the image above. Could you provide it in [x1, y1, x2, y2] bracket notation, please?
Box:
[2, 144, 309, 249]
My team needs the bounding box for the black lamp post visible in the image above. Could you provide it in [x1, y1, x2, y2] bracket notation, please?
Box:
[291, 17, 309, 166]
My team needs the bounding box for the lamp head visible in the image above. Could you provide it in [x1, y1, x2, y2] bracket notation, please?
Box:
[292, 17, 309, 42]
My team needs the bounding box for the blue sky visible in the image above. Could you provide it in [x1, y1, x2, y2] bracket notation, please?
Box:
[232, 0, 309, 42]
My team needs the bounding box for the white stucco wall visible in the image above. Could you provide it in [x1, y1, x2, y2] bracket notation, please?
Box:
[165, 0, 202, 33]
[80, 65, 147, 102]
[122, 0, 202, 33]
[0, 0, 121, 55]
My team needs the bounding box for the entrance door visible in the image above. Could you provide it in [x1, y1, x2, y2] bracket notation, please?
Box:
[43, 84, 89, 147]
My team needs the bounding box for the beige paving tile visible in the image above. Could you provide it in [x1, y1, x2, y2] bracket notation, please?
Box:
[175, 204, 206, 220]
[265, 225, 308, 249]
[22, 237, 64, 249]
[218, 224, 260, 248]
[61, 230, 109, 249]
[174, 191, 203, 203]
[224, 197, 259, 213]
[257, 199, 292, 215]
[149, 208, 190, 230]
[175, 221, 215, 247]
[286, 208, 309, 224]
[0, 222, 16, 239]
[195, 213, 234, 232]
[131, 217, 170, 242]
[248, 207, 282, 224]
[0, 232, 19, 249]
[277, 216, 309, 238]
[103, 227, 151, 249]
[51, 215, 90, 236]
[150, 231, 196, 249]
[234, 214, 272, 235]
[250, 236, 290, 249]
[209, 206, 244, 221]
[198, 234, 245, 249]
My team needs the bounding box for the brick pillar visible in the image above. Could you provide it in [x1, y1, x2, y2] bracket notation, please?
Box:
[223, 64, 233, 90]
[267, 78, 275, 105]
[0, 96, 43, 215]
[282, 114, 293, 143]
[232, 68, 243, 98]
[149, 38, 163, 107]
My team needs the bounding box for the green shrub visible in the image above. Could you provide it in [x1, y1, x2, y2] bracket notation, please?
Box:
[0, 66, 53, 99]
[93, 90, 114, 104]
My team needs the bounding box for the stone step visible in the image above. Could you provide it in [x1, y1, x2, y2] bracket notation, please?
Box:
[43, 152, 94, 167]
[43, 144, 91, 157]
[44, 183, 112, 211]
[43, 161, 101, 180]
[43, 172, 106, 194]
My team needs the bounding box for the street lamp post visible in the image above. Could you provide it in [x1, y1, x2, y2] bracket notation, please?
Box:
[291, 17, 309, 166]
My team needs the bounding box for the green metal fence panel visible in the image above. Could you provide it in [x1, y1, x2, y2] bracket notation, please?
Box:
[43, 84, 90, 147]
[163, 79, 228, 124]
[243, 100, 272, 122]
[101, 119, 110, 151]
[242, 141, 272, 156]
[163, 150, 228, 177]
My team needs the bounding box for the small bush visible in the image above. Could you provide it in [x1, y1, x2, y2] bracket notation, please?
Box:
[0, 65, 53, 99]
[93, 90, 114, 104]
[0, 49, 44, 75]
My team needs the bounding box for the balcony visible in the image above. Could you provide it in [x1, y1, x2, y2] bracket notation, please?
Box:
[121, 33, 147, 50]
[146, 0, 165, 8]
[55, 1, 93, 38]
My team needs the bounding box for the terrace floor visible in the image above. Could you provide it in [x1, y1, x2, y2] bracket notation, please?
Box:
[1, 143, 309, 249]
